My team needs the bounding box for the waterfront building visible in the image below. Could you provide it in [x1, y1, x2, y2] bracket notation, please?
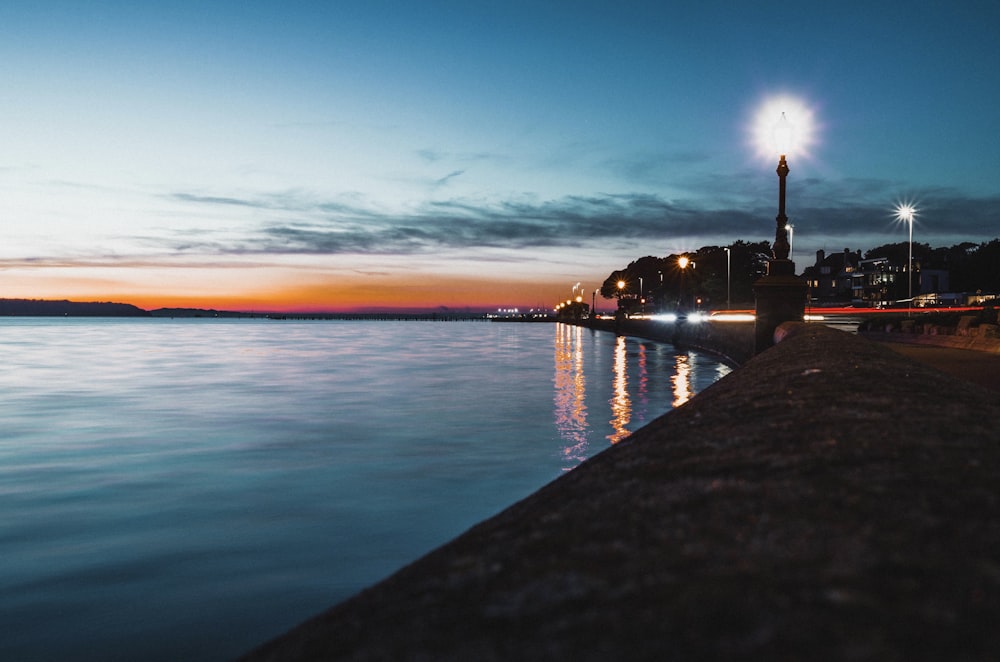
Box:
[803, 249, 860, 303]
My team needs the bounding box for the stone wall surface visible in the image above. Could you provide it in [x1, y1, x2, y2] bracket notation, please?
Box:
[859, 310, 1000, 354]
[239, 323, 1000, 661]
[860, 329, 1000, 354]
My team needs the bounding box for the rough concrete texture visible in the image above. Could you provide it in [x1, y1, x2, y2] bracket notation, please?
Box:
[239, 323, 1000, 661]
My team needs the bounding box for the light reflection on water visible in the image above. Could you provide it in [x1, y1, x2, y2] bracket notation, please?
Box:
[672, 354, 694, 407]
[553, 323, 589, 466]
[609, 335, 632, 444]
[0, 318, 730, 661]
[552, 323, 731, 453]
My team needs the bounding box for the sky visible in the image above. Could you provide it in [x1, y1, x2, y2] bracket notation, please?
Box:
[1, 1, 998, 312]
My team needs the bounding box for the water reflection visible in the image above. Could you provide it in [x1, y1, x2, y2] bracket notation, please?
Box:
[672, 353, 693, 407]
[553, 323, 589, 467]
[608, 335, 631, 444]
[553, 324, 733, 461]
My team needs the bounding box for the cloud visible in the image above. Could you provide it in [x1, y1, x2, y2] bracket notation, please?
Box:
[417, 149, 444, 163]
[433, 170, 465, 187]
[149, 184, 1000, 261]
[417, 148, 508, 165]
[170, 193, 265, 208]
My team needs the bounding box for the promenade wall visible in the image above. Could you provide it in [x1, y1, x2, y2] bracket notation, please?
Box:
[240, 322, 1000, 660]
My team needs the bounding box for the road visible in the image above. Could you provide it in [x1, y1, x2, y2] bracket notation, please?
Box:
[876, 342, 1000, 392]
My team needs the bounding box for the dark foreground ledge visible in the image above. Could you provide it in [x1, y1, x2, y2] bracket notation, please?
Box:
[240, 323, 1000, 661]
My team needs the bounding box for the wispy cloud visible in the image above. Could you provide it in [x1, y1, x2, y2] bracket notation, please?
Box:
[134, 185, 1000, 261]
[433, 169, 465, 188]
[170, 193, 265, 208]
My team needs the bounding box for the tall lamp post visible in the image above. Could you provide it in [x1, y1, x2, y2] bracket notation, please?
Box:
[724, 247, 731, 309]
[678, 256, 692, 311]
[895, 203, 917, 314]
[753, 110, 809, 353]
[773, 113, 793, 267]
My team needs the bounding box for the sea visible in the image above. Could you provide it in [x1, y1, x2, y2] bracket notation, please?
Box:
[0, 318, 731, 661]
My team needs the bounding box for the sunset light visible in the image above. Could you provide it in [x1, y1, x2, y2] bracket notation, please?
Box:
[5, 4, 1000, 661]
[0, 4, 994, 314]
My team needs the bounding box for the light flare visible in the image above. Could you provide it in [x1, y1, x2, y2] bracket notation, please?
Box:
[751, 95, 817, 161]
[894, 201, 919, 225]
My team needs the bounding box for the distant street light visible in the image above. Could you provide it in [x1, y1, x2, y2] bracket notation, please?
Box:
[678, 256, 693, 310]
[895, 203, 918, 313]
[724, 246, 731, 309]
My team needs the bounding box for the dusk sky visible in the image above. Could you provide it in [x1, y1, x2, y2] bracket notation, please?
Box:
[2, 1, 998, 312]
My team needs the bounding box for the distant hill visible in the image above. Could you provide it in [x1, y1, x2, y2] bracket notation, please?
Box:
[0, 299, 492, 319]
[0, 299, 149, 316]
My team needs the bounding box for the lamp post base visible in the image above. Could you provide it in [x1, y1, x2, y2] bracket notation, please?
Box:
[754, 260, 808, 353]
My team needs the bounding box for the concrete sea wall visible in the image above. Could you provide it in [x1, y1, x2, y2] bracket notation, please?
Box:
[239, 323, 1000, 661]
[587, 317, 756, 366]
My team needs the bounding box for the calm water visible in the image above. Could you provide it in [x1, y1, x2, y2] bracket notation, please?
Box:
[0, 319, 730, 661]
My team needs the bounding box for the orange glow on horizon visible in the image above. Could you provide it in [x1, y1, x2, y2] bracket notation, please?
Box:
[0, 268, 610, 313]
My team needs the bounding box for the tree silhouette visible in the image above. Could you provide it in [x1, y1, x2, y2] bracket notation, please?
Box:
[599, 241, 769, 312]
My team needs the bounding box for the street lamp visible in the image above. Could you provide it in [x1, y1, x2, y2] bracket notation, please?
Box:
[724, 246, 731, 309]
[771, 112, 793, 268]
[894, 203, 918, 312]
[678, 256, 692, 311]
[751, 104, 810, 353]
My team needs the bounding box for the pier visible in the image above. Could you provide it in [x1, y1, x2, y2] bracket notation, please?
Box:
[239, 321, 1000, 661]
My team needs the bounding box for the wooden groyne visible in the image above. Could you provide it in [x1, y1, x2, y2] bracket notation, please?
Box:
[239, 322, 1000, 661]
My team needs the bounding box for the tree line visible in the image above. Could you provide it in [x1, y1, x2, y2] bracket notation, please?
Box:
[598, 238, 1000, 313]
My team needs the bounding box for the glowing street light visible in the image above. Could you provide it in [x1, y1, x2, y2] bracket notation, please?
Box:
[724, 246, 731, 309]
[894, 202, 918, 309]
[772, 111, 793, 264]
[751, 99, 812, 352]
[751, 97, 815, 272]
[678, 256, 693, 311]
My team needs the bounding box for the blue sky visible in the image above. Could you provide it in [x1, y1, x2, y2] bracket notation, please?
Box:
[1, 1, 998, 310]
